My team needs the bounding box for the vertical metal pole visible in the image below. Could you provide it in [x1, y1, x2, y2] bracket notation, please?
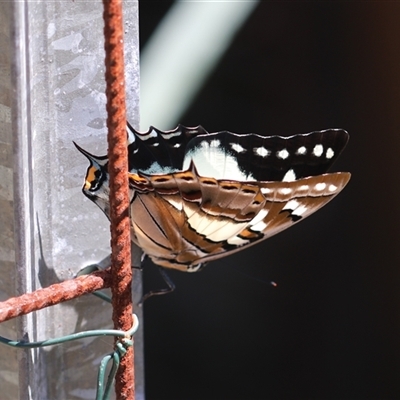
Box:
[0, 2, 19, 399]
[10, 0, 38, 397]
[0, 1, 142, 399]
[102, 0, 134, 398]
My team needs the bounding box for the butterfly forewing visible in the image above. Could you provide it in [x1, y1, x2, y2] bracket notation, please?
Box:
[183, 129, 349, 181]
[127, 123, 208, 174]
[126, 125, 348, 182]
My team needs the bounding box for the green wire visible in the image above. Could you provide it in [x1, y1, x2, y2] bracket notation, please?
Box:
[0, 314, 139, 348]
[96, 338, 133, 399]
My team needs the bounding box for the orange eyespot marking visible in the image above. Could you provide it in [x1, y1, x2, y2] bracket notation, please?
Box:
[85, 166, 97, 189]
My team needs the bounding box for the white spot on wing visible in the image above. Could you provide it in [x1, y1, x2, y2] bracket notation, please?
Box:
[315, 182, 326, 191]
[185, 207, 248, 241]
[261, 187, 272, 195]
[297, 146, 306, 155]
[277, 149, 289, 159]
[230, 143, 246, 153]
[326, 147, 334, 159]
[328, 184, 338, 192]
[255, 147, 270, 157]
[299, 184, 309, 191]
[186, 264, 203, 272]
[313, 144, 323, 157]
[250, 209, 269, 226]
[183, 141, 254, 181]
[182, 203, 197, 220]
[141, 162, 179, 175]
[173, 143, 181, 148]
[152, 142, 159, 147]
[166, 198, 183, 211]
[283, 199, 300, 211]
[161, 129, 183, 138]
[200, 220, 248, 242]
[228, 236, 249, 246]
[279, 187, 292, 195]
[251, 220, 268, 232]
[141, 129, 158, 140]
[292, 204, 308, 217]
[282, 169, 296, 182]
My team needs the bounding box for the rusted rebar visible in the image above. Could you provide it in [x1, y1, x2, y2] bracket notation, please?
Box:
[103, 1, 134, 399]
[0, 268, 112, 323]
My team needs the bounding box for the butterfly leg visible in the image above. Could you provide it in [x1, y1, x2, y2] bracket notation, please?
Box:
[140, 267, 176, 304]
[131, 253, 148, 275]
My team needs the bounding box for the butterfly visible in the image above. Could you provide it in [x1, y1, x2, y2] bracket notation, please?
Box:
[75, 124, 350, 272]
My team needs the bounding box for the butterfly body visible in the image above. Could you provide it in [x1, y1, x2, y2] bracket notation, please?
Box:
[75, 126, 350, 272]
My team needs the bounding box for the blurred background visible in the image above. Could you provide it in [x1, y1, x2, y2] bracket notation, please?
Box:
[139, 2, 400, 399]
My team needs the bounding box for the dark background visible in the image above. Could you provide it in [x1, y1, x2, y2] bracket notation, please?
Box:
[139, 2, 400, 399]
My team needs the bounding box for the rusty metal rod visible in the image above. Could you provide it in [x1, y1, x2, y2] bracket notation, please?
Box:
[0, 269, 112, 323]
[103, 0, 134, 399]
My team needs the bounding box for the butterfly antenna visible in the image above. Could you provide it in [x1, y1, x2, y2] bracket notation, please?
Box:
[140, 267, 176, 305]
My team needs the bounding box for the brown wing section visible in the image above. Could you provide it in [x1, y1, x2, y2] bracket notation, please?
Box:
[128, 166, 350, 271]
[199, 172, 350, 264]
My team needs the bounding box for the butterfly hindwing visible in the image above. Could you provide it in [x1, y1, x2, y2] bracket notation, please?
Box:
[129, 166, 350, 270]
[199, 172, 351, 264]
